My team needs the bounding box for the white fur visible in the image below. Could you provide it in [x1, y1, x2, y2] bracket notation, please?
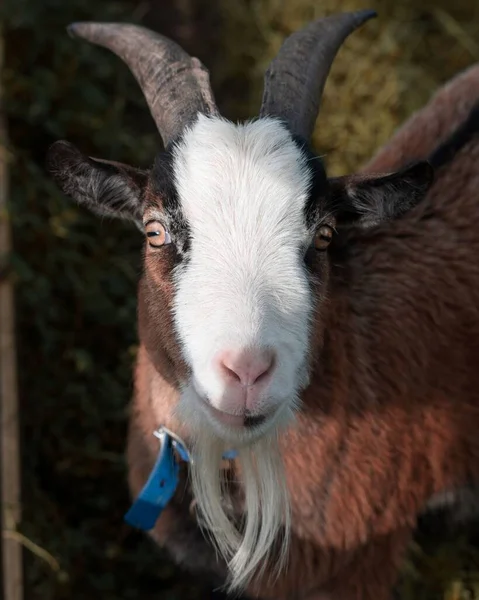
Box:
[178, 392, 293, 591]
[171, 115, 315, 591]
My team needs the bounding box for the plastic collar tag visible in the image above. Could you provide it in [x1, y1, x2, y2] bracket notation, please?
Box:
[124, 429, 179, 531]
[124, 427, 238, 531]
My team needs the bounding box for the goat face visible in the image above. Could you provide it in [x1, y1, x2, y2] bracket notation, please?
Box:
[46, 14, 434, 447]
[47, 121, 434, 447]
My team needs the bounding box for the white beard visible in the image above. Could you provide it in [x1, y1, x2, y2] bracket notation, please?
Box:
[177, 390, 294, 592]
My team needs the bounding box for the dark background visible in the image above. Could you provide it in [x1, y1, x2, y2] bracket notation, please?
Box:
[3, 0, 479, 598]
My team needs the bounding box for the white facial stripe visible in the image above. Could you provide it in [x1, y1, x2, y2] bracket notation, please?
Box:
[175, 116, 311, 242]
[171, 115, 314, 592]
[172, 115, 314, 420]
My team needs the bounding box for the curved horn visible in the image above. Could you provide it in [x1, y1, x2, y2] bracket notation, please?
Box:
[67, 22, 219, 148]
[259, 10, 377, 141]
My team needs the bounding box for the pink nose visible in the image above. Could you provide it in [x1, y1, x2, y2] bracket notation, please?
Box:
[218, 348, 275, 387]
[213, 347, 276, 417]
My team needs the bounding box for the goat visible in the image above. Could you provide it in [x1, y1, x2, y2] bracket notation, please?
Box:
[46, 11, 479, 600]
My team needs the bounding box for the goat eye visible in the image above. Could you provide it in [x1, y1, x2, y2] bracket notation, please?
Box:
[145, 220, 170, 248]
[314, 225, 334, 250]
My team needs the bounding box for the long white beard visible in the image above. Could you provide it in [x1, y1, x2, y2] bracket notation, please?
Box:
[177, 395, 293, 592]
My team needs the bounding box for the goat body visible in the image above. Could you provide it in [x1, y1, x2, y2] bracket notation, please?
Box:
[47, 14, 479, 600]
[128, 64, 479, 599]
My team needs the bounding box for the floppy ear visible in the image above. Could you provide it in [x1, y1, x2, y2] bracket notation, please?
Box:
[329, 161, 434, 228]
[46, 140, 148, 224]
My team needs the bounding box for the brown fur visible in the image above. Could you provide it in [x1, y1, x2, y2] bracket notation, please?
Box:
[127, 64, 479, 600]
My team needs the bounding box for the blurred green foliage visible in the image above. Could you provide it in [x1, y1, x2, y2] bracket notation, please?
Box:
[2, 0, 479, 598]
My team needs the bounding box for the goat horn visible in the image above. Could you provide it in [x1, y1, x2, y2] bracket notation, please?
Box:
[67, 22, 219, 148]
[259, 10, 377, 141]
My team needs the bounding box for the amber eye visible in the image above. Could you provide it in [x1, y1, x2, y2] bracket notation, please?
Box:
[145, 220, 170, 248]
[314, 225, 334, 250]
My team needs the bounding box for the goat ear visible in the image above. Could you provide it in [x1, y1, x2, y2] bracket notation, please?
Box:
[330, 161, 434, 228]
[46, 140, 148, 224]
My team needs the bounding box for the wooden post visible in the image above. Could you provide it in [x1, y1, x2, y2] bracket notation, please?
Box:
[0, 26, 24, 600]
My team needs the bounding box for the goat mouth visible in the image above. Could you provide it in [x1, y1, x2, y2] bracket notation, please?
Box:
[243, 414, 266, 427]
[202, 400, 268, 430]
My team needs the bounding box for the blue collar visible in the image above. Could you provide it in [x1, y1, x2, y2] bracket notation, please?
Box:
[124, 427, 238, 531]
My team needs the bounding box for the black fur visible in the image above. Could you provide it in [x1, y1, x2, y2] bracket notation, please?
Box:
[329, 161, 434, 228]
[292, 134, 434, 234]
[150, 153, 191, 258]
[46, 140, 193, 258]
[292, 136, 330, 230]
[46, 141, 147, 224]
[429, 101, 479, 169]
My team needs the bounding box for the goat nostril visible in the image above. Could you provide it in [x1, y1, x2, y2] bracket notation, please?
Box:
[253, 362, 273, 385]
[218, 348, 275, 387]
[222, 363, 242, 383]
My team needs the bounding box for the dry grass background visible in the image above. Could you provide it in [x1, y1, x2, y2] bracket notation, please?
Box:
[3, 0, 479, 598]
[211, 0, 479, 175]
